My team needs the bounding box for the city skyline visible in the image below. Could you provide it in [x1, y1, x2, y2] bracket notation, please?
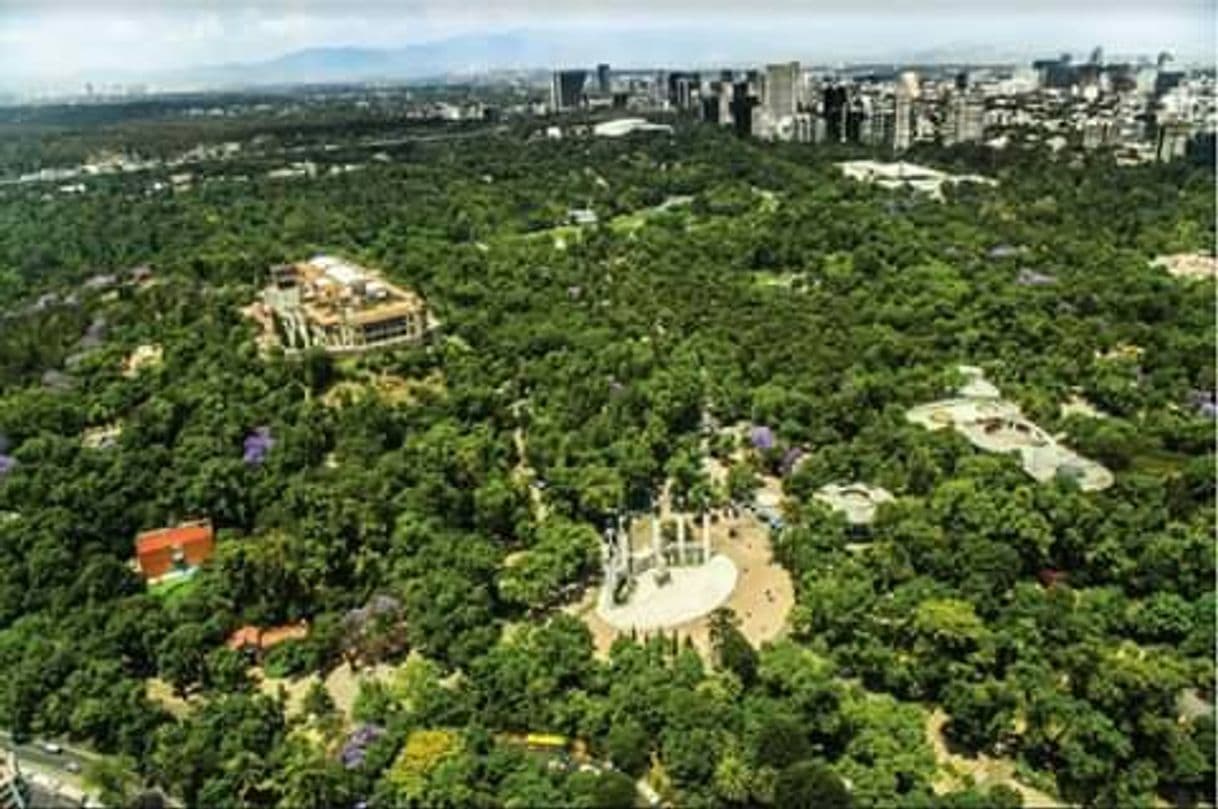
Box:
[1, 0, 1213, 91]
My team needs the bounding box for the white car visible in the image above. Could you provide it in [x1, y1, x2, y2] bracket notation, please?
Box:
[41, 742, 62, 754]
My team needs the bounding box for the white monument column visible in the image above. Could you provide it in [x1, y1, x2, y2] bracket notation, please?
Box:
[617, 526, 630, 574]
[652, 515, 666, 571]
[676, 515, 687, 566]
[600, 531, 616, 609]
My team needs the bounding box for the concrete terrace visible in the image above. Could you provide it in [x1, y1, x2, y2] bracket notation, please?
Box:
[837, 160, 997, 200]
[596, 555, 738, 632]
[814, 483, 896, 526]
[907, 370, 1114, 492]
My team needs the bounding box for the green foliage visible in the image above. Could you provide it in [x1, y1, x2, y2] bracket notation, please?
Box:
[774, 761, 852, 809]
[709, 607, 759, 686]
[0, 103, 1210, 809]
[385, 728, 462, 799]
[604, 717, 650, 775]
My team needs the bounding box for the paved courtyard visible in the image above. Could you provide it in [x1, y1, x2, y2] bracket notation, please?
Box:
[597, 555, 739, 631]
[573, 511, 794, 657]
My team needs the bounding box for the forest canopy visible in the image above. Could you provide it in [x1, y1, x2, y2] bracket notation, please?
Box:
[0, 102, 1212, 808]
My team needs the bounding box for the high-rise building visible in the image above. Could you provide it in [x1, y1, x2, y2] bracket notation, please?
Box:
[718, 82, 733, 126]
[1106, 63, 1136, 94]
[1156, 121, 1191, 161]
[893, 71, 918, 152]
[652, 71, 667, 105]
[1154, 71, 1185, 99]
[822, 84, 849, 143]
[793, 113, 814, 143]
[866, 99, 895, 148]
[596, 64, 611, 94]
[664, 71, 702, 111]
[1081, 119, 1113, 150]
[550, 70, 588, 112]
[946, 92, 985, 144]
[730, 81, 759, 138]
[764, 61, 800, 121]
[845, 96, 866, 143]
[1033, 55, 1077, 89]
[677, 76, 698, 111]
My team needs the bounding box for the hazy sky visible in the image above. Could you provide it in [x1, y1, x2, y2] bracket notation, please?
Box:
[1, 0, 1213, 83]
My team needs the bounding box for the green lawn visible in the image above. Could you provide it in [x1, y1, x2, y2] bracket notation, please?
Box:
[148, 574, 200, 603]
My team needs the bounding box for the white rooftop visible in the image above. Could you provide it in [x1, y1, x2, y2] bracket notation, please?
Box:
[593, 118, 675, 138]
[907, 382, 1113, 492]
[837, 160, 997, 198]
[814, 483, 895, 526]
[307, 255, 367, 286]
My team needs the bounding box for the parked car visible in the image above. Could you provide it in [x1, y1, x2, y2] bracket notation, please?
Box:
[41, 741, 62, 754]
[65, 761, 81, 773]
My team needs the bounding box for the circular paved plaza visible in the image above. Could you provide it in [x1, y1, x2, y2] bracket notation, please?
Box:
[596, 555, 739, 632]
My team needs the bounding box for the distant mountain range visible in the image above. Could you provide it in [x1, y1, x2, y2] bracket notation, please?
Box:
[5, 27, 1190, 97]
[177, 33, 568, 87]
[153, 31, 1049, 91]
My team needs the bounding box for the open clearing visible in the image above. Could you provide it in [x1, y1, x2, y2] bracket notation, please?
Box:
[147, 661, 395, 726]
[926, 708, 1062, 807]
[321, 370, 445, 409]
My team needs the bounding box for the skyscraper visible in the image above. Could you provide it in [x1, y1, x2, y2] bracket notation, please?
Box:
[597, 63, 611, 94]
[764, 61, 800, 121]
[946, 92, 985, 144]
[845, 96, 866, 143]
[867, 98, 895, 148]
[893, 71, 918, 152]
[667, 71, 701, 111]
[718, 82, 733, 126]
[550, 70, 588, 112]
[730, 81, 759, 138]
[793, 113, 813, 143]
[822, 84, 849, 143]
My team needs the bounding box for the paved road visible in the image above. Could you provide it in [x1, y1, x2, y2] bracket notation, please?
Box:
[0, 731, 94, 775]
[0, 731, 95, 807]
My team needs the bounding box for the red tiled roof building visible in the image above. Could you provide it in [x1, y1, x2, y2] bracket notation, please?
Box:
[134, 520, 215, 580]
[226, 622, 309, 658]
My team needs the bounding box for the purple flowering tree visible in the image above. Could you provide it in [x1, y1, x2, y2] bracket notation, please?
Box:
[780, 447, 806, 476]
[243, 426, 274, 465]
[749, 425, 775, 452]
[340, 724, 386, 769]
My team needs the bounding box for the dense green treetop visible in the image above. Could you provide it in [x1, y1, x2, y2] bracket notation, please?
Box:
[0, 108, 1211, 806]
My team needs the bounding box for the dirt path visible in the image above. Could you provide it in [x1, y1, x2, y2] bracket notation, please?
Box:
[511, 425, 548, 521]
[254, 661, 395, 725]
[926, 708, 1063, 807]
